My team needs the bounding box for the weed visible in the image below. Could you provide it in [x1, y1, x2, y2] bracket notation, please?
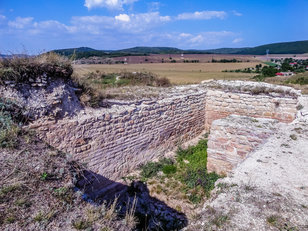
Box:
[244, 185, 255, 191]
[0, 184, 21, 197]
[0, 110, 20, 149]
[103, 197, 118, 221]
[53, 187, 74, 204]
[155, 185, 163, 194]
[296, 104, 304, 110]
[33, 210, 55, 223]
[140, 162, 162, 179]
[86, 207, 100, 224]
[5, 215, 16, 224]
[14, 198, 31, 207]
[125, 196, 138, 229]
[217, 182, 230, 191]
[72, 219, 91, 230]
[140, 158, 174, 179]
[290, 134, 297, 140]
[162, 165, 177, 175]
[267, 215, 278, 225]
[281, 143, 290, 148]
[40, 172, 49, 180]
[212, 214, 229, 228]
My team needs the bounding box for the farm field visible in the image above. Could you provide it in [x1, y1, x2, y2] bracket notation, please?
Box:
[74, 62, 262, 84]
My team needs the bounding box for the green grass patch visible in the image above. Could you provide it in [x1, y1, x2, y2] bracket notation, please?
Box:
[140, 158, 174, 179]
[162, 165, 177, 175]
[175, 140, 220, 198]
[264, 61, 278, 67]
[140, 139, 221, 204]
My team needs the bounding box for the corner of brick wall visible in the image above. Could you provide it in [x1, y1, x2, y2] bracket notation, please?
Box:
[207, 115, 277, 175]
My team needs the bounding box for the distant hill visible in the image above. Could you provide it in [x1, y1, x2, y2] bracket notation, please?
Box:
[51, 40, 308, 59]
[117, 46, 183, 54]
[235, 40, 308, 55]
[204, 47, 249, 54]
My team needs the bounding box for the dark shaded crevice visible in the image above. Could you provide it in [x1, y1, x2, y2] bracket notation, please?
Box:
[74, 169, 188, 231]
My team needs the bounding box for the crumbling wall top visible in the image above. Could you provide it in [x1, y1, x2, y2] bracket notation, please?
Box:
[202, 80, 301, 98]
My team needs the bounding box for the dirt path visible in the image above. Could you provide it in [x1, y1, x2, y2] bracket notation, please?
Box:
[187, 96, 308, 231]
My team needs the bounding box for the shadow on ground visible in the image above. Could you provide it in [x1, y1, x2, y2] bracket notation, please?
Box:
[75, 169, 188, 231]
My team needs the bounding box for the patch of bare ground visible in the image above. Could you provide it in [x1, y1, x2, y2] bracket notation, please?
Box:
[186, 96, 308, 230]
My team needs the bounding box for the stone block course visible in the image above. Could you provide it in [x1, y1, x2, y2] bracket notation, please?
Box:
[207, 115, 277, 174]
[32, 81, 300, 179]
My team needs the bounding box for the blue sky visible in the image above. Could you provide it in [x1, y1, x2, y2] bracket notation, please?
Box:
[0, 0, 307, 54]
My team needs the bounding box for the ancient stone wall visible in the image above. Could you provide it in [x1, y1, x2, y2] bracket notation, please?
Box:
[31, 81, 301, 179]
[205, 81, 299, 130]
[34, 89, 207, 180]
[207, 115, 277, 174]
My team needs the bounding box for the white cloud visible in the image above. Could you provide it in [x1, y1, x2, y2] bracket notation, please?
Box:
[1, 10, 240, 51]
[232, 10, 243, 16]
[167, 31, 238, 48]
[115, 14, 130, 22]
[8, 17, 33, 29]
[177, 11, 227, 20]
[232, 38, 243, 43]
[0, 15, 6, 25]
[179, 33, 192, 38]
[84, 0, 138, 10]
[190, 35, 204, 44]
[72, 12, 170, 34]
[148, 2, 161, 11]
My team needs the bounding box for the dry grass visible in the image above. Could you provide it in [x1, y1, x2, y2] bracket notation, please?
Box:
[74, 62, 261, 85]
[265, 72, 308, 94]
[124, 196, 138, 228]
[0, 115, 134, 231]
[0, 52, 72, 84]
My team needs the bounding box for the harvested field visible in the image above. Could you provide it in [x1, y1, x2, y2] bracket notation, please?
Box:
[74, 62, 261, 84]
[112, 54, 258, 64]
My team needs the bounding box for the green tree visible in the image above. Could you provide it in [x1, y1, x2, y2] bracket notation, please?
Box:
[261, 66, 277, 77]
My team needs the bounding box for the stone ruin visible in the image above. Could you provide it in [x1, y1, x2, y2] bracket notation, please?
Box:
[3, 78, 298, 180]
[0, 71, 303, 178]
[1, 74, 304, 230]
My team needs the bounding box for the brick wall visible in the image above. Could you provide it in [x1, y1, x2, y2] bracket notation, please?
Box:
[205, 83, 299, 130]
[207, 115, 277, 174]
[34, 89, 207, 180]
[31, 81, 301, 179]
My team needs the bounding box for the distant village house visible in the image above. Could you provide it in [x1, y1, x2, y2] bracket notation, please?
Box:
[275, 71, 294, 77]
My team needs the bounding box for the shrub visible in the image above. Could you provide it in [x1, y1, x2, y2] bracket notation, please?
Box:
[0, 53, 73, 85]
[155, 77, 171, 87]
[0, 105, 20, 149]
